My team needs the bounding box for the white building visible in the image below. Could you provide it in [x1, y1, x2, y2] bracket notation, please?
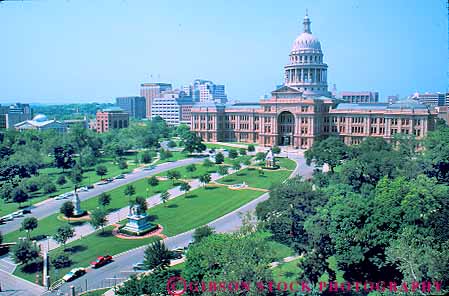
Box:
[151, 90, 194, 126]
[410, 92, 447, 107]
[15, 114, 67, 133]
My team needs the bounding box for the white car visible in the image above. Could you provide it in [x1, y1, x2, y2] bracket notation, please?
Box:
[78, 187, 89, 192]
[65, 192, 75, 197]
[12, 211, 24, 218]
[2, 215, 14, 221]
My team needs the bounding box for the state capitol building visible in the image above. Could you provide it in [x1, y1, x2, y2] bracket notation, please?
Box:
[190, 14, 436, 149]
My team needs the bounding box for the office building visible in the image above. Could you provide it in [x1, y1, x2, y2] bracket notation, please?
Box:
[410, 92, 446, 107]
[15, 114, 67, 133]
[140, 83, 172, 118]
[151, 90, 194, 126]
[95, 107, 129, 133]
[0, 103, 32, 129]
[116, 96, 146, 119]
[183, 79, 228, 103]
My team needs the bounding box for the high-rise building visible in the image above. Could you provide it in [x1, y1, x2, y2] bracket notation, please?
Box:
[410, 92, 446, 107]
[140, 83, 172, 118]
[183, 79, 227, 103]
[388, 95, 400, 104]
[340, 91, 379, 103]
[95, 107, 129, 133]
[115, 96, 146, 119]
[0, 103, 32, 129]
[151, 90, 194, 126]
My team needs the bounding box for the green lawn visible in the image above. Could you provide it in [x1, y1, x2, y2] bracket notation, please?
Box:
[272, 258, 302, 283]
[277, 157, 297, 170]
[219, 168, 291, 189]
[223, 155, 253, 165]
[155, 163, 220, 180]
[154, 151, 189, 165]
[82, 288, 110, 296]
[14, 226, 160, 283]
[150, 186, 263, 236]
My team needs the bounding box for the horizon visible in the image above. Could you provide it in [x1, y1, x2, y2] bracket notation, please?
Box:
[0, 0, 448, 104]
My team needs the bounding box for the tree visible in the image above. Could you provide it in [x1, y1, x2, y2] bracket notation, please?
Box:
[256, 152, 266, 161]
[124, 184, 136, 202]
[243, 158, 251, 166]
[228, 149, 238, 159]
[202, 158, 213, 168]
[305, 136, 349, 172]
[70, 164, 83, 192]
[217, 166, 229, 176]
[43, 182, 57, 194]
[179, 182, 191, 197]
[182, 133, 206, 153]
[199, 173, 211, 187]
[12, 187, 29, 207]
[95, 165, 108, 178]
[98, 192, 111, 207]
[116, 268, 179, 296]
[166, 170, 181, 185]
[52, 254, 72, 269]
[12, 239, 40, 265]
[143, 241, 172, 270]
[159, 149, 172, 160]
[147, 176, 159, 187]
[118, 159, 128, 170]
[89, 208, 108, 233]
[21, 217, 38, 239]
[214, 152, 224, 164]
[183, 232, 274, 295]
[56, 175, 67, 186]
[53, 145, 75, 172]
[60, 201, 74, 218]
[186, 163, 197, 173]
[141, 151, 152, 164]
[247, 144, 255, 152]
[239, 148, 247, 155]
[272, 146, 281, 154]
[232, 161, 241, 171]
[160, 191, 170, 206]
[53, 224, 75, 249]
[192, 225, 214, 244]
[134, 196, 148, 212]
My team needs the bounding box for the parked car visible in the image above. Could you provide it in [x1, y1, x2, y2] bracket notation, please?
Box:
[54, 195, 66, 200]
[2, 215, 14, 222]
[63, 268, 86, 282]
[114, 174, 125, 180]
[106, 178, 114, 182]
[132, 262, 148, 271]
[11, 211, 24, 218]
[143, 165, 156, 171]
[65, 192, 75, 197]
[98, 180, 110, 185]
[87, 184, 95, 189]
[22, 208, 32, 214]
[90, 255, 113, 268]
[78, 187, 89, 192]
[172, 249, 184, 259]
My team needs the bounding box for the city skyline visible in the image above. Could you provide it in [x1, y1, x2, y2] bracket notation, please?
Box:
[0, 0, 447, 104]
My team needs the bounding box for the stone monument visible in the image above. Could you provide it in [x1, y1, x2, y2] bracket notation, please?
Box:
[72, 192, 86, 217]
[122, 204, 156, 235]
[265, 149, 277, 168]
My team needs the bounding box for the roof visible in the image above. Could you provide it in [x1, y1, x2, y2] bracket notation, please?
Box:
[334, 101, 429, 111]
[102, 107, 125, 112]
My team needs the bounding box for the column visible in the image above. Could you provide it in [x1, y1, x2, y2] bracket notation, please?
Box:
[300, 69, 303, 82]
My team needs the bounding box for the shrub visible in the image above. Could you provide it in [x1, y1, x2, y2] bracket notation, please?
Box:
[43, 182, 57, 194]
[272, 146, 281, 154]
[239, 148, 247, 155]
[56, 175, 67, 186]
[118, 159, 128, 170]
[247, 144, 255, 152]
[228, 149, 238, 159]
[52, 254, 72, 269]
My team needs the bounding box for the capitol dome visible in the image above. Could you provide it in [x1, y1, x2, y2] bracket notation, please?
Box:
[33, 114, 48, 122]
[291, 13, 321, 52]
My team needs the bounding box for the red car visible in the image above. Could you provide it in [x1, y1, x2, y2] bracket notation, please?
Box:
[90, 255, 113, 268]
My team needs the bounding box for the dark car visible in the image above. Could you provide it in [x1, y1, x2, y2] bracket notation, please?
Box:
[91, 255, 113, 268]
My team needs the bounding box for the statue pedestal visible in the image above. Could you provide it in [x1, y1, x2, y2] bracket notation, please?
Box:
[73, 193, 86, 217]
[122, 205, 156, 236]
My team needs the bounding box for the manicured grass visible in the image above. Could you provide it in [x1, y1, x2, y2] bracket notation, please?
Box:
[272, 258, 303, 283]
[13, 226, 160, 283]
[277, 158, 297, 170]
[155, 163, 219, 180]
[154, 151, 189, 165]
[82, 288, 110, 296]
[150, 186, 263, 236]
[224, 155, 253, 165]
[219, 168, 291, 189]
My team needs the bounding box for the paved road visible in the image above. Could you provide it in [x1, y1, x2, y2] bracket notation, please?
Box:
[0, 269, 46, 296]
[0, 157, 204, 235]
[49, 153, 314, 296]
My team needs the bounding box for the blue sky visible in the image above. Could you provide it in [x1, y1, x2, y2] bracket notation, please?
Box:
[0, 0, 447, 103]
